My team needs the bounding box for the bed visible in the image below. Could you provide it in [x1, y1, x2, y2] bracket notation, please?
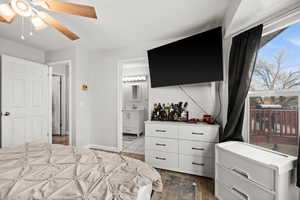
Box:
[0, 142, 162, 200]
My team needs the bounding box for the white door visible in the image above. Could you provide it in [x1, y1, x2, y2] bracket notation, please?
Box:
[1, 55, 49, 147]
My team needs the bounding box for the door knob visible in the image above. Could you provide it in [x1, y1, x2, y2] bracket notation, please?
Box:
[3, 112, 10, 116]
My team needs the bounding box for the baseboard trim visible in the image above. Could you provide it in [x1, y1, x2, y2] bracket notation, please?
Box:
[86, 144, 119, 152]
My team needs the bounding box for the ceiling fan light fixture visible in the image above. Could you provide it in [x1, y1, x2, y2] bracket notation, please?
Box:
[11, 0, 32, 17]
[31, 15, 47, 30]
[0, 0, 97, 40]
[0, 4, 16, 21]
[38, 1, 49, 9]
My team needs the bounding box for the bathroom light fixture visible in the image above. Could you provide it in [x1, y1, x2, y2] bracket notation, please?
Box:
[0, 4, 16, 22]
[123, 75, 147, 83]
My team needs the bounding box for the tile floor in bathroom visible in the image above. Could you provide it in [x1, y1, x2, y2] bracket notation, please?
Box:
[122, 134, 145, 155]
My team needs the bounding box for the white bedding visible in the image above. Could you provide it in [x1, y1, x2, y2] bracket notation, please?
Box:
[0, 142, 162, 200]
[137, 184, 152, 200]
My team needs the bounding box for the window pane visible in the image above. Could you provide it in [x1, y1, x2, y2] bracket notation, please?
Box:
[248, 22, 300, 156]
[249, 95, 299, 156]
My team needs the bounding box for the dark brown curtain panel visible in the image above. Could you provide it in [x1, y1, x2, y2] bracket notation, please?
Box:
[221, 24, 263, 142]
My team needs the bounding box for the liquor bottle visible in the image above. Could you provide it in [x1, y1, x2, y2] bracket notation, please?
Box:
[182, 102, 189, 122]
[151, 103, 158, 120]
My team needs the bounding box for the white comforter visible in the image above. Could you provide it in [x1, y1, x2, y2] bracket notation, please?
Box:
[0, 143, 162, 200]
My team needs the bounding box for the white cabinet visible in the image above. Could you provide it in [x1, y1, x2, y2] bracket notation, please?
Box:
[123, 109, 144, 136]
[215, 142, 298, 200]
[145, 121, 219, 178]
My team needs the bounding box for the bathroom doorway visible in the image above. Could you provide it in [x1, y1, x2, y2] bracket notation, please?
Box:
[117, 58, 149, 155]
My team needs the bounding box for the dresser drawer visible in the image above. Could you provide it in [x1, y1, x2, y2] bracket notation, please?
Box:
[215, 181, 240, 200]
[217, 148, 275, 191]
[179, 155, 211, 175]
[146, 150, 178, 170]
[178, 126, 218, 142]
[145, 137, 178, 153]
[216, 164, 275, 200]
[179, 140, 214, 157]
[146, 124, 178, 139]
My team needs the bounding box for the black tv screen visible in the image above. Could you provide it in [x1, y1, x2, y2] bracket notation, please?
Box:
[147, 27, 223, 88]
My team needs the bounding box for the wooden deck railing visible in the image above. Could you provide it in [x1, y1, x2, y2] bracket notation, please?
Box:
[250, 108, 299, 145]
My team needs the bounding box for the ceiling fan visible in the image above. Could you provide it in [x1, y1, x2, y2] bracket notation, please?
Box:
[0, 0, 97, 40]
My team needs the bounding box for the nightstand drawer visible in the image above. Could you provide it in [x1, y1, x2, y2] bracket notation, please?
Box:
[179, 140, 214, 157]
[146, 124, 178, 139]
[145, 137, 178, 153]
[178, 126, 218, 142]
[216, 164, 275, 200]
[215, 181, 240, 200]
[179, 155, 211, 175]
[217, 147, 275, 191]
[146, 150, 178, 170]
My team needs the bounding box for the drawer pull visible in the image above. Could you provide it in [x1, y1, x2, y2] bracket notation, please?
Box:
[155, 157, 166, 160]
[192, 162, 205, 166]
[156, 130, 166, 133]
[192, 132, 204, 135]
[156, 143, 166, 147]
[192, 147, 205, 151]
[232, 187, 249, 200]
[232, 168, 249, 179]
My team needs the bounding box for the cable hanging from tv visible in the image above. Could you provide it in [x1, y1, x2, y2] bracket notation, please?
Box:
[179, 84, 222, 124]
[178, 85, 209, 115]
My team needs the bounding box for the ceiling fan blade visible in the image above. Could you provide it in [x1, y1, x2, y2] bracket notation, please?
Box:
[0, 14, 16, 24]
[36, 11, 79, 40]
[0, 15, 10, 23]
[42, 0, 97, 19]
[0, 4, 17, 24]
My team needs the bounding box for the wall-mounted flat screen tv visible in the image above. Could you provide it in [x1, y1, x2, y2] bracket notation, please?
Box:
[147, 27, 223, 88]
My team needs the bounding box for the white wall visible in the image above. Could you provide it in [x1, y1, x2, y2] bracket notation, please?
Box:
[88, 50, 119, 148]
[0, 37, 45, 63]
[76, 48, 92, 147]
[123, 65, 148, 76]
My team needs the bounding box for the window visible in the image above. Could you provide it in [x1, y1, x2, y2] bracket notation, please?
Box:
[247, 22, 300, 156]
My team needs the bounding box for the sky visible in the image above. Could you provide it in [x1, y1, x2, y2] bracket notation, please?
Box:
[258, 22, 300, 69]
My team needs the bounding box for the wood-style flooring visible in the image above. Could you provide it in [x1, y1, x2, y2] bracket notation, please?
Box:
[113, 151, 216, 200]
[52, 135, 69, 145]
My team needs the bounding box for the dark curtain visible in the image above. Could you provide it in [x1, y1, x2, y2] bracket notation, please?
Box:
[221, 24, 263, 142]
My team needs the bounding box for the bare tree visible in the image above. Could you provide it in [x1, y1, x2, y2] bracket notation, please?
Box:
[251, 50, 300, 90]
[250, 50, 300, 107]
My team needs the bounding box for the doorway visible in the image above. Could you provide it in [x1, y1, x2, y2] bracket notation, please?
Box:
[117, 58, 149, 155]
[49, 61, 72, 145]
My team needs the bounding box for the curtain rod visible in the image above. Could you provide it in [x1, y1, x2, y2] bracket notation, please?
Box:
[225, 2, 300, 38]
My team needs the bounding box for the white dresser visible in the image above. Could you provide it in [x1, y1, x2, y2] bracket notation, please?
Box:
[215, 142, 298, 200]
[145, 121, 219, 178]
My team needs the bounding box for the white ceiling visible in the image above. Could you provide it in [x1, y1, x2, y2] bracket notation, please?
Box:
[226, 0, 300, 36]
[0, 0, 231, 51]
